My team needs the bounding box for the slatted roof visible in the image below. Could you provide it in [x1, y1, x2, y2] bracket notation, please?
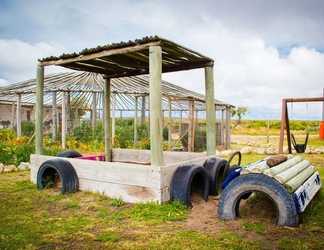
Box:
[0, 72, 233, 112]
[38, 36, 215, 78]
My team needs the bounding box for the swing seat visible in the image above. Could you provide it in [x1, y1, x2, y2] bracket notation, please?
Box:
[291, 132, 309, 153]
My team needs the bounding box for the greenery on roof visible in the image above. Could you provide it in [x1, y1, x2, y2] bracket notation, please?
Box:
[39, 36, 161, 62]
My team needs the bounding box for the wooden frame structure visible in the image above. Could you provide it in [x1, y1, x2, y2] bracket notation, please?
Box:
[35, 36, 221, 166]
[279, 97, 324, 154]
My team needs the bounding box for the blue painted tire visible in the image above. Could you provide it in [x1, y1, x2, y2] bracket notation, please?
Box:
[203, 158, 227, 196]
[218, 174, 299, 227]
[37, 159, 79, 194]
[170, 163, 209, 208]
[57, 150, 82, 158]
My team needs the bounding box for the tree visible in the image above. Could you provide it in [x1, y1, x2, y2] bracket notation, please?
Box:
[230, 106, 248, 131]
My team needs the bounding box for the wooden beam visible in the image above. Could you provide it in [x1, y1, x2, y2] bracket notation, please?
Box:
[61, 92, 66, 149]
[134, 96, 138, 148]
[188, 100, 195, 152]
[52, 92, 57, 140]
[36, 65, 44, 155]
[104, 78, 112, 162]
[168, 98, 172, 150]
[149, 45, 163, 166]
[39, 41, 163, 67]
[205, 66, 216, 155]
[16, 94, 21, 138]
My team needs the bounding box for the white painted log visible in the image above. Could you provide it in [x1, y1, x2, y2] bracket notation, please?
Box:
[284, 165, 316, 193]
[274, 159, 310, 184]
[263, 156, 303, 177]
[293, 172, 322, 213]
[251, 161, 270, 173]
[240, 158, 270, 174]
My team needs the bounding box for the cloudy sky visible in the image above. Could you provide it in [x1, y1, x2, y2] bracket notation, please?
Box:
[1, 0, 324, 120]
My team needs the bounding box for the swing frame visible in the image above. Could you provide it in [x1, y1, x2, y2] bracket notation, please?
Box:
[279, 97, 324, 154]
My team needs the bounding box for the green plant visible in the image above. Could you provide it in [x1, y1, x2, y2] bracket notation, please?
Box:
[110, 198, 124, 207]
[21, 121, 35, 136]
[73, 120, 92, 143]
[241, 222, 265, 235]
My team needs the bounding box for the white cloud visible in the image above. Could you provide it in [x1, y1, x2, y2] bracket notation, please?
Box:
[0, 39, 67, 83]
[0, 0, 323, 120]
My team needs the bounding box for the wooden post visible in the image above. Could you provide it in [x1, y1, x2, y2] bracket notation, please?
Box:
[61, 92, 66, 149]
[36, 65, 44, 155]
[168, 98, 172, 150]
[225, 106, 231, 149]
[149, 45, 163, 166]
[66, 91, 71, 135]
[52, 92, 57, 140]
[112, 93, 116, 141]
[221, 109, 224, 145]
[104, 78, 112, 162]
[141, 95, 146, 124]
[92, 92, 97, 127]
[188, 99, 195, 152]
[11, 103, 15, 129]
[205, 66, 216, 155]
[16, 94, 21, 139]
[134, 96, 138, 148]
[279, 99, 287, 154]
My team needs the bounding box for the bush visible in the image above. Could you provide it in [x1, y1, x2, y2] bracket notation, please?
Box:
[21, 121, 35, 136]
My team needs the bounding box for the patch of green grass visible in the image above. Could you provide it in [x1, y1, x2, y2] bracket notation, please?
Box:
[242, 222, 265, 235]
[276, 238, 309, 250]
[110, 197, 124, 206]
[128, 200, 189, 224]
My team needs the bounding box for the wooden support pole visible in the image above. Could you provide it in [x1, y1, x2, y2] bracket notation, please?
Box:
[134, 96, 138, 148]
[104, 78, 112, 162]
[11, 103, 15, 129]
[205, 66, 216, 155]
[149, 45, 163, 166]
[168, 98, 172, 150]
[52, 92, 57, 140]
[221, 109, 224, 145]
[225, 106, 231, 149]
[16, 94, 21, 138]
[36, 65, 44, 155]
[92, 92, 97, 127]
[141, 95, 146, 124]
[188, 99, 195, 152]
[66, 91, 71, 135]
[61, 92, 66, 149]
[112, 93, 116, 141]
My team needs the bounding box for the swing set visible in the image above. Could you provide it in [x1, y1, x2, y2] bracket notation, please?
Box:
[279, 97, 324, 154]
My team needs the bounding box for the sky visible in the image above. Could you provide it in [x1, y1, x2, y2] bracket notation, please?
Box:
[0, 0, 324, 120]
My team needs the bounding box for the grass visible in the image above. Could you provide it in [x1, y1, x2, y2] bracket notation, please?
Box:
[0, 132, 323, 249]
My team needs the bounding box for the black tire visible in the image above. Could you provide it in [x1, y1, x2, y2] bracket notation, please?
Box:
[57, 150, 82, 158]
[37, 159, 79, 194]
[223, 150, 242, 180]
[203, 158, 227, 196]
[170, 163, 209, 208]
[218, 174, 299, 227]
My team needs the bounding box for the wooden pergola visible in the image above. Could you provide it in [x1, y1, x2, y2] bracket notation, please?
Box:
[36, 36, 222, 166]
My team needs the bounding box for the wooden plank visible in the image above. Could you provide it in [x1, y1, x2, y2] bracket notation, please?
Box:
[79, 179, 161, 204]
[293, 172, 322, 213]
